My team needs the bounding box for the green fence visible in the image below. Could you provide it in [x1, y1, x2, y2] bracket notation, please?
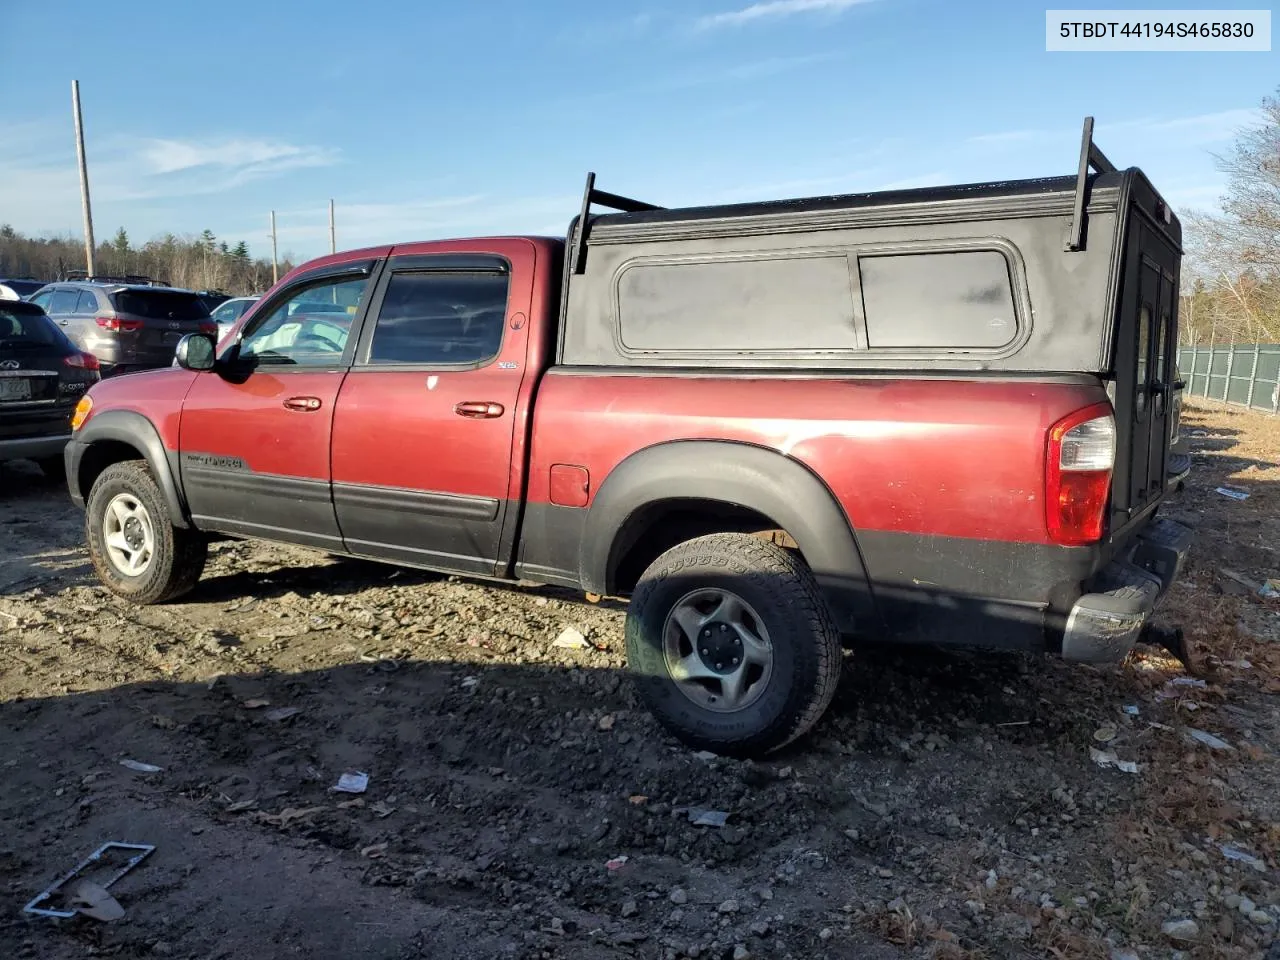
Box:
[1178, 344, 1280, 415]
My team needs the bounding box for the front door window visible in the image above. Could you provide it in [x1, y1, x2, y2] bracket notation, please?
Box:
[239, 277, 368, 367]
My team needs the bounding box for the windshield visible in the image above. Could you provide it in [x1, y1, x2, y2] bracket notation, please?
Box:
[110, 290, 210, 321]
[0, 305, 63, 347]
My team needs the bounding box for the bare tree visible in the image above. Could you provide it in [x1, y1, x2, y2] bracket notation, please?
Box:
[1183, 86, 1280, 345]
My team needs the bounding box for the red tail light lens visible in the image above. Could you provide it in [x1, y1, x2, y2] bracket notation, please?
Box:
[63, 352, 100, 371]
[199, 322, 218, 337]
[1046, 403, 1116, 546]
[95, 316, 144, 333]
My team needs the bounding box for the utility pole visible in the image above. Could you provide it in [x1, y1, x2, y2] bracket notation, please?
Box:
[71, 80, 96, 277]
[328, 199, 336, 254]
[269, 210, 278, 285]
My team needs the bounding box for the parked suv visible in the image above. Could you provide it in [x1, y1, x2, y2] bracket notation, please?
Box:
[29, 282, 216, 376]
[63, 120, 1192, 757]
[0, 299, 99, 475]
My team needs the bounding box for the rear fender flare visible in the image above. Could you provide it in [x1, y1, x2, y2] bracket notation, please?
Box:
[74, 410, 189, 528]
[580, 440, 876, 632]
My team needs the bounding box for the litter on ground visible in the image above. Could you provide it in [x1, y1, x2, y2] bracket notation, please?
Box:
[1089, 748, 1140, 774]
[333, 772, 369, 794]
[1186, 729, 1234, 751]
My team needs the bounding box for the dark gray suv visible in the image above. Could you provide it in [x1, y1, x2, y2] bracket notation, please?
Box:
[29, 281, 216, 376]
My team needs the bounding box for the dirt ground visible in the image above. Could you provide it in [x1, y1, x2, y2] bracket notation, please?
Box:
[1, 403, 1279, 960]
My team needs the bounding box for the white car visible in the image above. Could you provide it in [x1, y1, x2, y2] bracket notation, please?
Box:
[209, 296, 261, 341]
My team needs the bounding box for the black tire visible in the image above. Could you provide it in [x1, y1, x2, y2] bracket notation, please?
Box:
[85, 460, 207, 604]
[625, 533, 843, 758]
[35, 456, 66, 482]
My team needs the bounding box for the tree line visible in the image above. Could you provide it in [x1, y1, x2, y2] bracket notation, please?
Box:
[0, 225, 293, 296]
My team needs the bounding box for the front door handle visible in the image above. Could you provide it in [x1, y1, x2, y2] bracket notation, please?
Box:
[283, 396, 323, 412]
[454, 401, 505, 419]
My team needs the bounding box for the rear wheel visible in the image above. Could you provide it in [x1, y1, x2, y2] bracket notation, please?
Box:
[85, 460, 207, 604]
[625, 533, 843, 757]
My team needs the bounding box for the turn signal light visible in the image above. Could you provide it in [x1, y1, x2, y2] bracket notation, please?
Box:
[1046, 403, 1115, 546]
[70, 395, 93, 431]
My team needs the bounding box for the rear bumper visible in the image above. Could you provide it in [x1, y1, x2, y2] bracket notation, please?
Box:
[1061, 517, 1193, 663]
[0, 432, 71, 463]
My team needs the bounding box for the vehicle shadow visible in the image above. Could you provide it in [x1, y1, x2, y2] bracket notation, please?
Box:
[0, 460, 68, 499]
[0, 635, 1152, 960]
[188, 554, 446, 604]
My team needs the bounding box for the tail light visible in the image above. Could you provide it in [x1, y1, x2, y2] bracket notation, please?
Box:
[64, 352, 100, 371]
[96, 316, 144, 333]
[199, 322, 218, 337]
[1046, 403, 1115, 546]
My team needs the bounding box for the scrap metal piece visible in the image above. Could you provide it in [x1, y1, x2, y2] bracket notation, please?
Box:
[23, 842, 155, 919]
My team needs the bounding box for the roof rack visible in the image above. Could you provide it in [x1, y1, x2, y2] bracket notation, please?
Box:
[571, 172, 663, 275]
[1065, 116, 1117, 253]
[63, 271, 171, 287]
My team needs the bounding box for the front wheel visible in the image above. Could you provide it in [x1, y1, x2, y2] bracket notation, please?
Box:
[85, 460, 208, 604]
[625, 533, 843, 758]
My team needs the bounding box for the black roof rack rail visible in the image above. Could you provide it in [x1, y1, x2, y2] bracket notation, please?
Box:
[62, 272, 171, 287]
[571, 172, 663, 274]
[1065, 116, 1117, 253]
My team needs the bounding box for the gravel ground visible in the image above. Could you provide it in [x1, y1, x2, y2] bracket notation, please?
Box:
[1, 402, 1279, 960]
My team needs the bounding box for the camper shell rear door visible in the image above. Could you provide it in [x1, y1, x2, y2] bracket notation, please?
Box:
[1107, 172, 1182, 539]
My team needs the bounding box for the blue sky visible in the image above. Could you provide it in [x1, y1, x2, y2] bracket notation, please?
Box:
[1, 0, 1275, 262]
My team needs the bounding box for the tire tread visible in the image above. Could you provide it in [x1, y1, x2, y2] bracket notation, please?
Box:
[626, 533, 843, 756]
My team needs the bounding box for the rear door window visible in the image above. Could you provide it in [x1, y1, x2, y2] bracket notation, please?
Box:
[110, 290, 209, 321]
[365, 271, 508, 366]
[50, 289, 80, 315]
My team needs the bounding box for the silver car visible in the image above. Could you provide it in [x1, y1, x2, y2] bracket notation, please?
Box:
[210, 296, 261, 341]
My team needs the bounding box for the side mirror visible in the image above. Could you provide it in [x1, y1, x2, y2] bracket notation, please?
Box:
[174, 333, 216, 371]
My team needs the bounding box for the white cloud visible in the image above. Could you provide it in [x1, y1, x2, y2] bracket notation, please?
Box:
[141, 138, 337, 176]
[0, 123, 345, 244]
[969, 108, 1264, 151]
[1099, 108, 1265, 146]
[696, 0, 879, 29]
[967, 129, 1042, 146]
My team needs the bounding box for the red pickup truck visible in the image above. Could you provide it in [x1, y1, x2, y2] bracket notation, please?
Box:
[64, 120, 1191, 756]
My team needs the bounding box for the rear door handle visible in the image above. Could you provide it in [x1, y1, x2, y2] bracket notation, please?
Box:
[454, 401, 505, 419]
[283, 396, 323, 412]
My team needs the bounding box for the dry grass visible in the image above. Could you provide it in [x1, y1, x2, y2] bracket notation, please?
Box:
[1099, 402, 1280, 958]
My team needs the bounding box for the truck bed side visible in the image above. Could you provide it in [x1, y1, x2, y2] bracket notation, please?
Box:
[516, 371, 1110, 647]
